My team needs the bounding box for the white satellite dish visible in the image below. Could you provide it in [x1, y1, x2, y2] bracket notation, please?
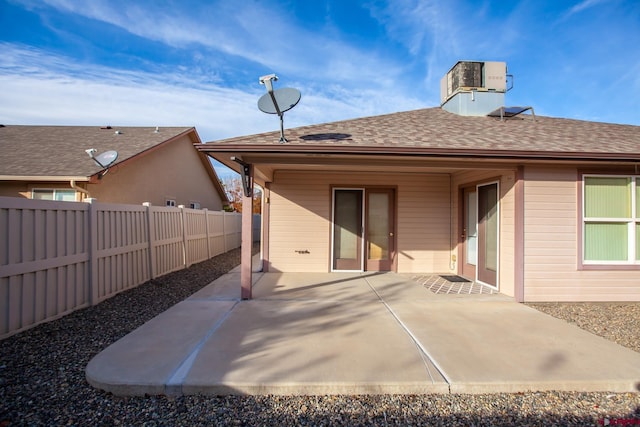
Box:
[257, 74, 301, 143]
[86, 148, 119, 178]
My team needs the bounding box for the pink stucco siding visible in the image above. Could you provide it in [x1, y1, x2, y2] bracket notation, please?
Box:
[266, 170, 453, 273]
[523, 166, 640, 301]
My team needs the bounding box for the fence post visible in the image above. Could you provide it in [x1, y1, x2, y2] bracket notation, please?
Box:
[222, 211, 228, 253]
[203, 208, 211, 260]
[144, 203, 157, 279]
[179, 205, 188, 268]
[87, 199, 99, 305]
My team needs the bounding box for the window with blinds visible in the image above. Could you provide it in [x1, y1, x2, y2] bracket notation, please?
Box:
[32, 189, 77, 201]
[583, 176, 639, 263]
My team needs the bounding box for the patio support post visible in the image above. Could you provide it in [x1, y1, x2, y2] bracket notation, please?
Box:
[261, 184, 270, 272]
[514, 165, 525, 302]
[240, 163, 254, 300]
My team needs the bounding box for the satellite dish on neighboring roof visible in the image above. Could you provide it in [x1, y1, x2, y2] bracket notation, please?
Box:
[257, 74, 301, 143]
[94, 150, 118, 168]
[85, 148, 119, 178]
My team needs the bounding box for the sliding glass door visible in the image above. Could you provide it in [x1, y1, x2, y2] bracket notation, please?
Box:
[332, 188, 395, 272]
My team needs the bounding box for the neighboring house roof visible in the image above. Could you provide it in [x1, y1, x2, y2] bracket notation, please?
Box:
[199, 107, 640, 161]
[1, 125, 192, 178]
[0, 125, 228, 202]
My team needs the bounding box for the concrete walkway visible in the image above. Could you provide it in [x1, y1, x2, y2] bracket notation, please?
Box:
[86, 269, 640, 396]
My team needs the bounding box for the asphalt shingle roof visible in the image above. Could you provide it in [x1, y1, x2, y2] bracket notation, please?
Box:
[0, 126, 194, 177]
[204, 108, 640, 158]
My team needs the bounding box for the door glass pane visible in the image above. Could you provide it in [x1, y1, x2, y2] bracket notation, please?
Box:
[482, 184, 498, 272]
[585, 223, 627, 261]
[466, 191, 477, 265]
[334, 191, 361, 261]
[367, 193, 389, 260]
[585, 177, 630, 218]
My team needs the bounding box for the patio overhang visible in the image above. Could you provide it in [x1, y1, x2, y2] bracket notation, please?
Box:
[198, 142, 640, 301]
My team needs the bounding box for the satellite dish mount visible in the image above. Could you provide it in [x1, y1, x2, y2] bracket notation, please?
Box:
[257, 74, 301, 143]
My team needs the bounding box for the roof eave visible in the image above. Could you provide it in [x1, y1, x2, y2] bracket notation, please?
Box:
[0, 175, 90, 182]
[195, 143, 640, 163]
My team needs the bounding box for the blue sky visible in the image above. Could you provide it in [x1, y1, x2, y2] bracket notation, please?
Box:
[1, 0, 639, 177]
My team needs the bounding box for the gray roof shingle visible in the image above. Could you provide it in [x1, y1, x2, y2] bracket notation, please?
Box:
[204, 108, 640, 159]
[0, 126, 194, 177]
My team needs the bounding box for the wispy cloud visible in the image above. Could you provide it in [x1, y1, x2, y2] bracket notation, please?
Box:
[0, 43, 424, 142]
[4, 0, 637, 130]
[365, 0, 458, 84]
[567, 0, 608, 16]
[4, 1, 431, 126]
[21, 0, 410, 91]
[363, 0, 531, 93]
[0, 43, 275, 138]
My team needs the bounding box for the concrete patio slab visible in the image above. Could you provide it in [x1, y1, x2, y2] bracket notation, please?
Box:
[386, 298, 640, 393]
[252, 272, 384, 302]
[86, 299, 237, 396]
[86, 271, 640, 396]
[182, 299, 447, 395]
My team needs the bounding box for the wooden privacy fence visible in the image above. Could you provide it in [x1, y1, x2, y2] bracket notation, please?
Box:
[0, 197, 242, 339]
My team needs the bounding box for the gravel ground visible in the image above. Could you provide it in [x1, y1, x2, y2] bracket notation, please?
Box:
[1, 250, 639, 426]
[526, 302, 640, 354]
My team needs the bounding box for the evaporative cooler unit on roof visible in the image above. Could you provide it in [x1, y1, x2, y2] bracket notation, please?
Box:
[440, 61, 511, 116]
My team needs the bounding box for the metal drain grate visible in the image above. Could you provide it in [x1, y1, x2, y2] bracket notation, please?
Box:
[411, 274, 497, 295]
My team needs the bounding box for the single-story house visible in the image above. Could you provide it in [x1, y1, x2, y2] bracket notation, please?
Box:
[0, 125, 228, 210]
[197, 61, 640, 302]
